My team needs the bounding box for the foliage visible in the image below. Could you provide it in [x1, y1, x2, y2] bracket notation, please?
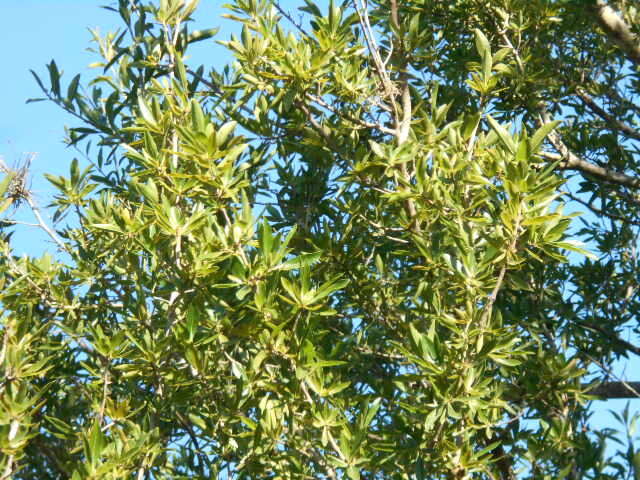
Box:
[1, 0, 640, 478]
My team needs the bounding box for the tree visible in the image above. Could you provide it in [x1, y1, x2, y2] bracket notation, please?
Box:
[1, 0, 639, 478]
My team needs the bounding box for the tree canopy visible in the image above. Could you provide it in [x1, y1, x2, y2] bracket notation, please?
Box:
[1, 0, 640, 478]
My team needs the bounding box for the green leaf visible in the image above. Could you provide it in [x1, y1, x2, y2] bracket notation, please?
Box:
[187, 27, 220, 44]
[486, 115, 516, 154]
[188, 413, 207, 431]
[522, 214, 561, 226]
[462, 112, 482, 140]
[0, 172, 15, 197]
[326, 381, 351, 396]
[137, 97, 156, 126]
[260, 220, 274, 256]
[474, 29, 491, 59]
[362, 398, 381, 428]
[552, 240, 597, 259]
[67, 74, 81, 101]
[312, 276, 349, 304]
[90, 223, 123, 233]
[529, 120, 561, 153]
[216, 121, 237, 147]
[346, 466, 361, 480]
[0, 198, 14, 214]
[275, 251, 322, 271]
[369, 140, 385, 158]
[87, 421, 106, 465]
[47, 60, 61, 96]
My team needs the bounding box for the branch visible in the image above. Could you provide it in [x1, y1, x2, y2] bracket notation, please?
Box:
[0, 455, 14, 480]
[176, 410, 212, 476]
[586, 381, 640, 398]
[578, 319, 640, 357]
[583, 352, 640, 398]
[541, 151, 640, 189]
[352, 0, 399, 117]
[492, 443, 517, 480]
[305, 93, 396, 135]
[31, 438, 71, 479]
[353, 0, 418, 230]
[565, 192, 640, 226]
[387, 0, 412, 145]
[97, 364, 110, 425]
[539, 146, 640, 189]
[388, 2, 418, 228]
[297, 102, 338, 151]
[25, 195, 68, 251]
[480, 217, 521, 329]
[591, 0, 640, 66]
[536, 108, 640, 189]
[575, 88, 640, 141]
[272, 1, 311, 38]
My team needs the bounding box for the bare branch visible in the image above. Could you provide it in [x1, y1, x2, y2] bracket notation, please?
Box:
[352, 0, 399, 118]
[306, 93, 396, 135]
[24, 194, 68, 251]
[591, 0, 640, 66]
[565, 192, 640, 226]
[297, 102, 335, 148]
[536, 111, 640, 189]
[0, 455, 15, 480]
[388, 0, 411, 145]
[583, 352, 640, 398]
[176, 410, 213, 476]
[272, 1, 311, 38]
[352, 0, 418, 230]
[540, 149, 640, 189]
[586, 381, 640, 399]
[576, 88, 640, 141]
[578, 319, 640, 357]
[0, 156, 67, 251]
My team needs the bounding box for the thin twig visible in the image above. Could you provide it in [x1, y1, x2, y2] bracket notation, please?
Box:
[576, 88, 640, 141]
[0, 455, 14, 480]
[0, 220, 40, 227]
[176, 410, 213, 476]
[352, 0, 399, 118]
[306, 93, 396, 135]
[584, 353, 640, 398]
[25, 195, 67, 251]
[480, 215, 521, 328]
[565, 192, 640, 226]
[98, 363, 111, 425]
[570, 316, 640, 358]
[272, 1, 311, 38]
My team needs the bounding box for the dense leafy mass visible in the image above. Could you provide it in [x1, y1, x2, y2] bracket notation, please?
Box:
[1, 0, 639, 478]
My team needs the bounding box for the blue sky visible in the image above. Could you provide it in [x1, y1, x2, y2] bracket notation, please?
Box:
[0, 0, 637, 466]
[0, 0, 236, 252]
